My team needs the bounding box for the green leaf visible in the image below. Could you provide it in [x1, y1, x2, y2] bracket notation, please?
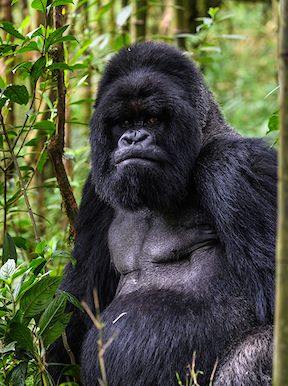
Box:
[35, 239, 47, 255]
[0, 259, 16, 280]
[13, 273, 27, 300]
[17, 41, 40, 54]
[27, 26, 43, 39]
[0, 22, 26, 40]
[33, 120, 55, 133]
[31, 0, 47, 12]
[42, 312, 72, 347]
[61, 290, 83, 312]
[29, 257, 46, 276]
[42, 314, 71, 347]
[37, 150, 48, 173]
[10, 361, 28, 386]
[268, 112, 279, 133]
[39, 293, 67, 335]
[21, 15, 31, 30]
[0, 97, 7, 109]
[0, 76, 6, 88]
[208, 7, 219, 18]
[2, 233, 17, 263]
[52, 35, 78, 45]
[30, 56, 46, 84]
[13, 237, 28, 250]
[25, 136, 45, 147]
[45, 25, 69, 49]
[116, 5, 132, 27]
[47, 63, 74, 71]
[20, 276, 61, 317]
[29, 256, 46, 270]
[4, 85, 29, 105]
[7, 322, 34, 353]
[0, 43, 18, 55]
[13, 61, 33, 75]
[0, 341, 16, 354]
[53, 0, 73, 5]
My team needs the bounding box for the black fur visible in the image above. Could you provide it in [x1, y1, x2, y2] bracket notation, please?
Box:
[49, 42, 276, 386]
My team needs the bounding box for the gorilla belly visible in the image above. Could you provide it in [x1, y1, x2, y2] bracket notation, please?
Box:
[81, 209, 256, 385]
[81, 286, 254, 386]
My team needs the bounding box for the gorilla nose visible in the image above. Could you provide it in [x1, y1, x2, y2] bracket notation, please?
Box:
[118, 128, 153, 148]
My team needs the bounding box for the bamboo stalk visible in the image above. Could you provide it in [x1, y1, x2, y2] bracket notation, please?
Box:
[273, 0, 288, 385]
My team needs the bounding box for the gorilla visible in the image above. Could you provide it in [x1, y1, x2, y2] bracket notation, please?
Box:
[49, 42, 276, 386]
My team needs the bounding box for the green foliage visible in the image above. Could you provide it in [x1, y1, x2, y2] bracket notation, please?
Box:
[0, 244, 76, 385]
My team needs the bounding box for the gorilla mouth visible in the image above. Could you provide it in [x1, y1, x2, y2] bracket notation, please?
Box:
[114, 150, 165, 166]
[116, 157, 158, 166]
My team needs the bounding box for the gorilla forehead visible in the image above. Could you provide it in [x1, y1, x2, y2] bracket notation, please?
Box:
[97, 69, 187, 121]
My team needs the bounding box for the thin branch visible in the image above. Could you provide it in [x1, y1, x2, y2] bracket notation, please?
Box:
[82, 291, 112, 386]
[48, 5, 78, 238]
[0, 111, 40, 242]
[61, 330, 76, 365]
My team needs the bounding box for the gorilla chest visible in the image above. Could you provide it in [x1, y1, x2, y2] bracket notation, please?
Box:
[108, 209, 218, 293]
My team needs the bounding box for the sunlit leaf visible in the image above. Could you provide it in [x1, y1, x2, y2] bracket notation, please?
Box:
[0, 341, 16, 354]
[267, 112, 279, 133]
[116, 5, 132, 27]
[0, 259, 16, 280]
[53, 0, 73, 5]
[35, 239, 47, 255]
[31, 0, 47, 12]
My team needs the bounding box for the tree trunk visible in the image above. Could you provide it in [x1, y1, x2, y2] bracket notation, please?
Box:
[135, 0, 147, 41]
[175, 0, 189, 49]
[273, 0, 288, 385]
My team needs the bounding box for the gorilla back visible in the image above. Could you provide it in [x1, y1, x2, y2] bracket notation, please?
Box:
[49, 43, 276, 386]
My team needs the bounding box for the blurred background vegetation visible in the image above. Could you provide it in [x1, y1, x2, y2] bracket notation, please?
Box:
[0, 0, 279, 384]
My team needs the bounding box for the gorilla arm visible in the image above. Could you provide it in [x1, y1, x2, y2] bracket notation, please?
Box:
[195, 137, 276, 322]
[195, 137, 276, 384]
[48, 174, 119, 380]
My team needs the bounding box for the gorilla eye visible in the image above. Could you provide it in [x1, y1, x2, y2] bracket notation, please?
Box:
[122, 120, 131, 127]
[146, 116, 159, 125]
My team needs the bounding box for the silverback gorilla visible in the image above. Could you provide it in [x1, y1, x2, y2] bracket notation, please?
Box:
[49, 42, 276, 385]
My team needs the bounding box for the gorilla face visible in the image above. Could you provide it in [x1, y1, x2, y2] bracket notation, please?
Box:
[90, 66, 203, 211]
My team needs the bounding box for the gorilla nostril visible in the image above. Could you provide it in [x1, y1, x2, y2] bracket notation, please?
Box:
[119, 129, 152, 148]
